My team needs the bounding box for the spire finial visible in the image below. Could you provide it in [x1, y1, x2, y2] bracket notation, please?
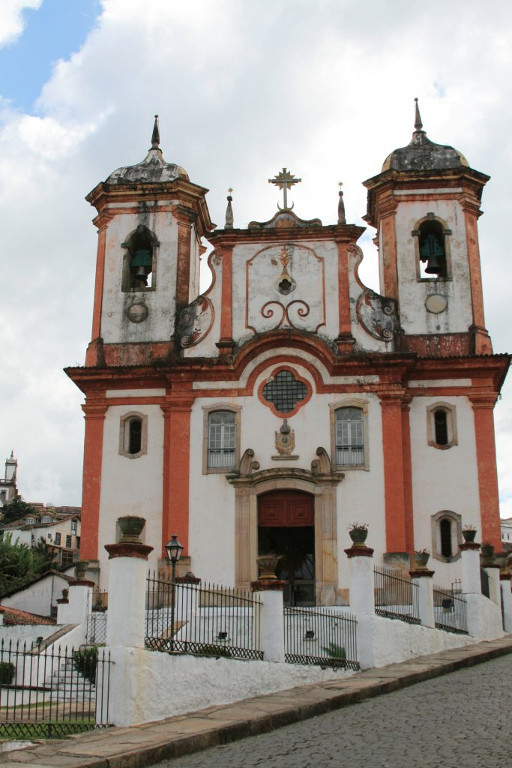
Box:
[151, 114, 160, 149]
[225, 188, 234, 229]
[337, 181, 346, 225]
[414, 98, 423, 132]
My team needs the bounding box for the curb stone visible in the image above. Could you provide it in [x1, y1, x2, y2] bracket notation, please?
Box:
[1, 636, 512, 768]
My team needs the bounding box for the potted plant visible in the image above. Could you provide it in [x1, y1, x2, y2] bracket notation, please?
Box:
[462, 525, 477, 543]
[413, 549, 430, 569]
[348, 522, 369, 546]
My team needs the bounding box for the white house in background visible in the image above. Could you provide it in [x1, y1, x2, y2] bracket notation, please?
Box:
[0, 513, 81, 568]
[0, 571, 73, 621]
[501, 517, 512, 545]
[0, 452, 18, 507]
[67, 104, 509, 603]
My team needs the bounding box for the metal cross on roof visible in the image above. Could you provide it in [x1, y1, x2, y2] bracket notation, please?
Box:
[268, 168, 301, 211]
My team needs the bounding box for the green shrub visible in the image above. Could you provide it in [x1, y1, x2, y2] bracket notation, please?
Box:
[0, 661, 15, 685]
[73, 646, 99, 684]
[322, 642, 347, 666]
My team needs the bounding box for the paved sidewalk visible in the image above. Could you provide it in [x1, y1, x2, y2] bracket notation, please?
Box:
[2, 636, 512, 768]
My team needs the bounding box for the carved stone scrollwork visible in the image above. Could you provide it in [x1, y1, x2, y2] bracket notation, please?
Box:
[177, 296, 214, 348]
[238, 448, 260, 476]
[356, 289, 398, 342]
[311, 447, 344, 482]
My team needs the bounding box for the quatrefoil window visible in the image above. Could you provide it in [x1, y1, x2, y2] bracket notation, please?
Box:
[261, 369, 310, 416]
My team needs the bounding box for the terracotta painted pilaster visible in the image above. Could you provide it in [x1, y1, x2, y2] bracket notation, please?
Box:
[217, 245, 235, 353]
[380, 211, 399, 301]
[464, 207, 492, 354]
[80, 396, 107, 560]
[470, 392, 501, 549]
[175, 213, 193, 309]
[379, 390, 409, 553]
[335, 242, 354, 353]
[161, 387, 194, 557]
[401, 397, 414, 553]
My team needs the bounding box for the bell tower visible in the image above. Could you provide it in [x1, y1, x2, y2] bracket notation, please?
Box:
[85, 117, 213, 367]
[364, 100, 492, 356]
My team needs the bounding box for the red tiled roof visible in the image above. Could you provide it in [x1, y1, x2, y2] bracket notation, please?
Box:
[0, 605, 55, 625]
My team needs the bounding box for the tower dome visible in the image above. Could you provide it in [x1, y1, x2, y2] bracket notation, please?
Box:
[381, 99, 469, 172]
[105, 115, 189, 185]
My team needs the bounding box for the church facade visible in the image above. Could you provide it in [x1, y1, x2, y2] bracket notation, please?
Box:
[67, 104, 509, 603]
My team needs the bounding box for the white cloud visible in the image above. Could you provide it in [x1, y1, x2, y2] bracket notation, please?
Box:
[0, 0, 42, 47]
[1, 0, 512, 508]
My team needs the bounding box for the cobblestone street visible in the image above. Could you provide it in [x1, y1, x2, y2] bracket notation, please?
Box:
[157, 654, 511, 768]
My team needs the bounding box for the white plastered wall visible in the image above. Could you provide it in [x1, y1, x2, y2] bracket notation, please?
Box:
[393, 198, 473, 335]
[97, 402, 164, 587]
[230, 240, 340, 343]
[100, 202, 180, 344]
[188, 366, 387, 591]
[409, 392, 479, 585]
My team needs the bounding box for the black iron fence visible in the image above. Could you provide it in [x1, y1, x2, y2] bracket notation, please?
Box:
[145, 573, 263, 660]
[374, 567, 421, 624]
[284, 607, 359, 670]
[85, 589, 109, 644]
[0, 639, 111, 739]
[433, 585, 468, 634]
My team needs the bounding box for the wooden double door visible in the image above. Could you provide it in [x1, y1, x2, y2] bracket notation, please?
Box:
[258, 490, 315, 606]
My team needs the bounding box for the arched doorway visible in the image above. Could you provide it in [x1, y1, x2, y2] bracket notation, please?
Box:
[258, 490, 315, 606]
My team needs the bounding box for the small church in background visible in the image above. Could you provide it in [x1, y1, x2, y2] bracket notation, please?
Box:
[66, 102, 509, 604]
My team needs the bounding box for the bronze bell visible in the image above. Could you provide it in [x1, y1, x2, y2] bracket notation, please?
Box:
[420, 233, 445, 275]
[424, 253, 443, 275]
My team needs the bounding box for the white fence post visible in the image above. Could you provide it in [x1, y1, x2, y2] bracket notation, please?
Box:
[251, 578, 285, 663]
[99, 517, 154, 727]
[410, 567, 435, 628]
[345, 542, 375, 669]
[61, 580, 93, 625]
[484, 564, 501, 608]
[459, 542, 482, 594]
[500, 574, 512, 632]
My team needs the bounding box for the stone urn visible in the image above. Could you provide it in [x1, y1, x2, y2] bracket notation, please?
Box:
[462, 528, 477, 543]
[118, 515, 146, 543]
[75, 560, 89, 580]
[481, 543, 495, 567]
[256, 554, 282, 580]
[348, 526, 368, 546]
[413, 551, 430, 569]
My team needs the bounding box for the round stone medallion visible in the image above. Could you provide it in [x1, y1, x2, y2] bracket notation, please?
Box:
[127, 302, 149, 323]
[425, 294, 448, 315]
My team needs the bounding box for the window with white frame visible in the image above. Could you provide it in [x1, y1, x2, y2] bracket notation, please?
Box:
[334, 406, 365, 467]
[203, 406, 241, 473]
[119, 412, 148, 459]
[431, 510, 462, 562]
[427, 403, 457, 449]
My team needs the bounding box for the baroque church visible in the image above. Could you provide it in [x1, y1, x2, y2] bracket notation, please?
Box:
[67, 102, 509, 604]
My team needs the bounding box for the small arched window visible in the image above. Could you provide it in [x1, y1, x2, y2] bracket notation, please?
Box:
[427, 403, 457, 449]
[431, 510, 462, 562]
[122, 225, 157, 291]
[440, 518, 452, 557]
[419, 219, 446, 279]
[119, 413, 148, 459]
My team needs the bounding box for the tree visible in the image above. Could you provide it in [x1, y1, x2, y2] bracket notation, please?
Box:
[1, 497, 38, 526]
[0, 534, 55, 596]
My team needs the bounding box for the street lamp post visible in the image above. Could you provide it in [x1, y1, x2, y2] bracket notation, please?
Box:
[165, 534, 183, 651]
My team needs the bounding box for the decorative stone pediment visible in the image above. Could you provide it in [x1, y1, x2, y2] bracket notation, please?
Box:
[227, 447, 343, 487]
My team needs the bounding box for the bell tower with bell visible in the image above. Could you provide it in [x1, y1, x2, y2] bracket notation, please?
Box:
[364, 100, 492, 356]
[84, 116, 213, 367]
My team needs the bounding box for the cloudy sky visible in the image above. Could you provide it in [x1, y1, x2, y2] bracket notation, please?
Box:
[0, 0, 511, 517]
